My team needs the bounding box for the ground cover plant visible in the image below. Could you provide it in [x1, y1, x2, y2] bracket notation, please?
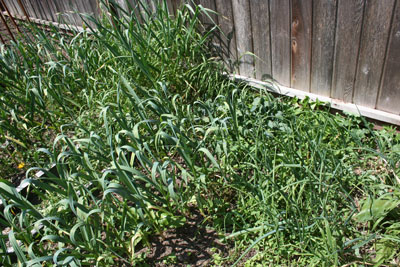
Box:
[1, 1, 400, 266]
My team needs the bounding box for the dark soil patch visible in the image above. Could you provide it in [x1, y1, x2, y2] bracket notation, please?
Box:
[136, 208, 232, 266]
[5, 167, 25, 186]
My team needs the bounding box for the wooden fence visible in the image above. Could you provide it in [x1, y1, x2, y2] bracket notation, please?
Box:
[1, 0, 400, 123]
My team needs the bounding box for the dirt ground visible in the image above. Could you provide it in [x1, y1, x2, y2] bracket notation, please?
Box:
[136, 207, 232, 266]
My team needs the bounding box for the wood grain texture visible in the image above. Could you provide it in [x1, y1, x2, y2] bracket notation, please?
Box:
[71, 0, 85, 26]
[42, 0, 56, 22]
[35, 0, 51, 22]
[52, 0, 67, 23]
[270, 0, 291, 86]
[353, 0, 395, 108]
[88, 0, 100, 16]
[146, 0, 158, 13]
[377, 0, 400, 114]
[215, 0, 237, 62]
[0, 9, 16, 42]
[28, 0, 43, 20]
[15, 0, 31, 19]
[79, 0, 96, 25]
[82, 0, 98, 27]
[195, 0, 219, 51]
[59, 0, 81, 26]
[196, 0, 218, 26]
[54, 0, 76, 25]
[291, 0, 312, 91]
[250, 0, 271, 80]
[331, 0, 364, 102]
[165, 0, 174, 15]
[1, 1, 21, 32]
[122, 0, 142, 23]
[172, 0, 185, 14]
[78, 0, 93, 15]
[4, 0, 19, 16]
[45, 0, 58, 22]
[232, 0, 254, 77]
[20, 0, 35, 18]
[136, 0, 158, 16]
[310, 0, 337, 96]
[137, 0, 150, 20]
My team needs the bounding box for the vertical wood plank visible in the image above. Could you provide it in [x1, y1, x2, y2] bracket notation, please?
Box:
[1, 1, 11, 15]
[25, 0, 43, 19]
[165, 0, 175, 15]
[80, 0, 98, 27]
[172, 0, 185, 14]
[121, 0, 141, 22]
[49, 0, 62, 22]
[310, 0, 337, 96]
[20, 0, 35, 18]
[145, 0, 158, 13]
[43, 0, 56, 22]
[270, 0, 291, 86]
[196, 0, 217, 25]
[78, 0, 93, 25]
[71, 0, 85, 26]
[195, 0, 219, 55]
[34, 0, 50, 21]
[137, 0, 149, 20]
[57, 0, 78, 26]
[353, 0, 395, 108]
[115, 0, 130, 14]
[172, 0, 179, 13]
[250, 0, 271, 80]
[78, 0, 94, 16]
[87, 0, 100, 17]
[291, 0, 312, 91]
[15, 1, 27, 16]
[4, 0, 19, 16]
[377, 0, 400, 114]
[135, 0, 156, 17]
[0, 1, 10, 15]
[215, 0, 238, 69]
[232, 0, 254, 77]
[331, 0, 364, 102]
[51, 0, 64, 23]
[53, 0, 68, 23]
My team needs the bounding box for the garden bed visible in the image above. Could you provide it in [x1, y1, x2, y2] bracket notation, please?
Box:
[1, 2, 400, 266]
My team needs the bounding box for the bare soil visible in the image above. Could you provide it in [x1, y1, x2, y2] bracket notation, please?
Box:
[136, 208, 232, 266]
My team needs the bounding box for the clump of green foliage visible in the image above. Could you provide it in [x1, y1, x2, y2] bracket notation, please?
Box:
[0, 1, 399, 266]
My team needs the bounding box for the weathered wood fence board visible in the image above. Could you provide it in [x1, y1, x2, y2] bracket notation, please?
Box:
[353, 0, 395, 109]
[377, 0, 400, 114]
[270, 0, 290, 87]
[310, 0, 337, 97]
[196, 0, 217, 26]
[215, 0, 237, 64]
[2, 0, 400, 119]
[331, 0, 364, 103]
[231, 0, 253, 77]
[291, 0, 312, 92]
[250, 0, 271, 81]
